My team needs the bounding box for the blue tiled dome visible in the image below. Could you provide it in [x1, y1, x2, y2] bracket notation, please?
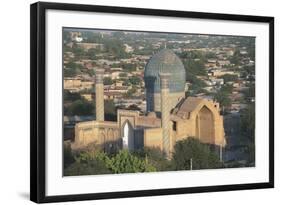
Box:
[144, 49, 186, 93]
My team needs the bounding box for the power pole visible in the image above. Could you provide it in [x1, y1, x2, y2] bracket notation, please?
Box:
[220, 144, 223, 162]
[190, 158, 193, 170]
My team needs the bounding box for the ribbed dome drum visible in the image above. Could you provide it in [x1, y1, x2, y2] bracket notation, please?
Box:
[144, 49, 186, 112]
[144, 49, 186, 93]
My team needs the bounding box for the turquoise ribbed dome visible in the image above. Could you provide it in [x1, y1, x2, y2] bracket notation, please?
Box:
[144, 49, 186, 93]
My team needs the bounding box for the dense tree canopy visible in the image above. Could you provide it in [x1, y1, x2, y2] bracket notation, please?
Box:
[103, 77, 113, 85]
[172, 138, 222, 170]
[64, 149, 156, 175]
[213, 84, 233, 108]
[64, 99, 95, 116]
[221, 74, 238, 83]
[103, 39, 129, 59]
[178, 51, 208, 95]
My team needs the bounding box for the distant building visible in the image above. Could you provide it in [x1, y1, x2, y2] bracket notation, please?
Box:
[64, 77, 94, 92]
[76, 42, 104, 51]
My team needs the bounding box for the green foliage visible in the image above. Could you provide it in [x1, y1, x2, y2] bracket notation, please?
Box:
[213, 92, 231, 108]
[221, 74, 238, 83]
[104, 100, 117, 121]
[184, 59, 206, 76]
[221, 84, 233, 93]
[213, 84, 233, 108]
[186, 74, 207, 95]
[72, 44, 86, 58]
[64, 145, 112, 176]
[97, 150, 156, 173]
[205, 52, 216, 59]
[119, 72, 128, 78]
[64, 158, 112, 176]
[64, 61, 84, 77]
[103, 77, 113, 85]
[172, 138, 222, 170]
[134, 148, 172, 171]
[64, 149, 156, 175]
[178, 51, 208, 95]
[229, 49, 240, 65]
[87, 48, 98, 60]
[104, 39, 129, 59]
[64, 99, 95, 116]
[244, 65, 255, 76]
[244, 83, 255, 98]
[241, 103, 255, 139]
[87, 69, 95, 77]
[64, 90, 81, 102]
[125, 86, 137, 97]
[64, 143, 75, 169]
[237, 103, 256, 165]
[180, 51, 207, 76]
[64, 97, 116, 119]
[122, 63, 137, 71]
[82, 32, 104, 43]
[128, 76, 141, 85]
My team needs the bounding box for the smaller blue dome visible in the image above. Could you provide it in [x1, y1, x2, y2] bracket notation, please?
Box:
[144, 49, 186, 93]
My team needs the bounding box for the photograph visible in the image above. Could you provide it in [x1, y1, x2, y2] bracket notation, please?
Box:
[62, 28, 256, 176]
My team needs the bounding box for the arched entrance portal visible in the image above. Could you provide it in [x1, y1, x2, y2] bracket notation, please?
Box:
[122, 121, 134, 150]
[195, 106, 215, 144]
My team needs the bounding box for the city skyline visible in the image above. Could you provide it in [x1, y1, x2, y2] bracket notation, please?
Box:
[63, 28, 255, 176]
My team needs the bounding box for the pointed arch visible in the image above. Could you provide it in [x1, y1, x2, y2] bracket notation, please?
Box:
[195, 105, 215, 144]
[121, 120, 134, 150]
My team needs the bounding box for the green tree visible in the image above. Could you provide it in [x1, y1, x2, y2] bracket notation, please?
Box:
[64, 99, 95, 116]
[87, 48, 98, 60]
[103, 39, 128, 59]
[97, 150, 156, 173]
[240, 103, 255, 164]
[125, 86, 137, 97]
[229, 49, 240, 65]
[72, 44, 86, 58]
[172, 138, 222, 170]
[180, 51, 207, 76]
[221, 74, 238, 83]
[64, 154, 112, 176]
[133, 147, 172, 171]
[103, 77, 113, 85]
[64, 90, 81, 102]
[104, 100, 117, 121]
[122, 63, 136, 71]
[128, 76, 141, 85]
[63, 143, 75, 169]
[119, 72, 128, 78]
[241, 103, 255, 138]
[213, 84, 233, 108]
[213, 91, 231, 108]
[64, 61, 83, 77]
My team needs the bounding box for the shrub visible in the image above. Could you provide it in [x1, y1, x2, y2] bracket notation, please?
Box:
[172, 138, 222, 170]
[97, 150, 156, 174]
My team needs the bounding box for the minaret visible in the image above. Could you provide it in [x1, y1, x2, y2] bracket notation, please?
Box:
[95, 68, 104, 121]
[159, 72, 171, 158]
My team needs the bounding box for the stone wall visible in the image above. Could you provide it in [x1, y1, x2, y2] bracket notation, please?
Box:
[144, 128, 163, 150]
[73, 121, 120, 149]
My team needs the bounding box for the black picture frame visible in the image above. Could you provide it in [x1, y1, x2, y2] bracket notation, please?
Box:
[30, 1, 274, 203]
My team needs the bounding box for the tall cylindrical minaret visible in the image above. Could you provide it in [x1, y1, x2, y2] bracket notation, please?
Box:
[159, 72, 171, 158]
[95, 68, 104, 121]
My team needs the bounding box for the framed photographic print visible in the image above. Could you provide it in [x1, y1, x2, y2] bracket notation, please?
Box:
[30, 1, 274, 203]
